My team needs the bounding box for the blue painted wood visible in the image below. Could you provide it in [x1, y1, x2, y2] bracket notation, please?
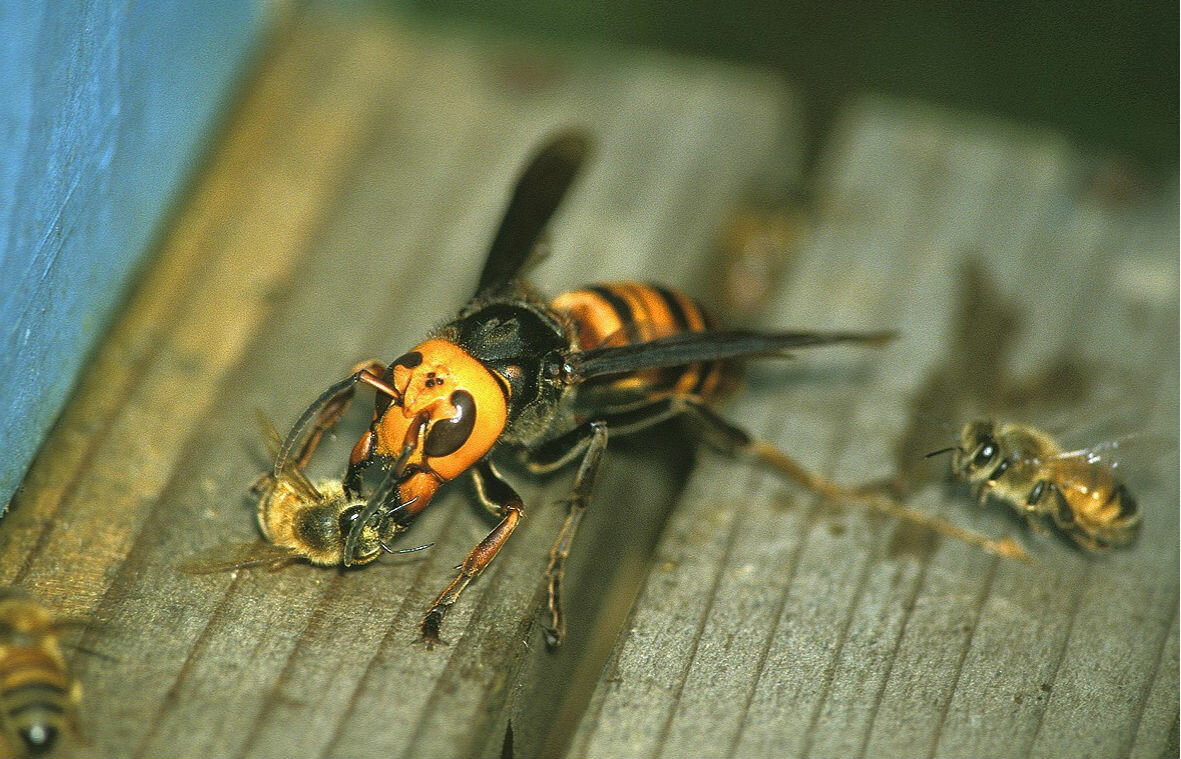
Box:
[0, 1, 267, 514]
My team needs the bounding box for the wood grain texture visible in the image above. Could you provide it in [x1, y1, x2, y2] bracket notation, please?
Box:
[0, 10, 802, 758]
[568, 98, 1179, 759]
[5, 9, 1176, 759]
[0, 0, 268, 515]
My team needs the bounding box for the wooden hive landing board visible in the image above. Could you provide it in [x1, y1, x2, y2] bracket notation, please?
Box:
[0, 9, 803, 759]
[569, 98, 1179, 759]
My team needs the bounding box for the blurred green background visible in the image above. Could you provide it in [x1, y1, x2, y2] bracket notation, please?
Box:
[395, 0, 1177, 172]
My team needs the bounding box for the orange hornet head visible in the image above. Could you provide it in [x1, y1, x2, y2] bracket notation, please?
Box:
[345, 339, 509, 541]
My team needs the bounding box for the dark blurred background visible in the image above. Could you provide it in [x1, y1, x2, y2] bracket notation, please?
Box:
[395, 0, 1177, 173]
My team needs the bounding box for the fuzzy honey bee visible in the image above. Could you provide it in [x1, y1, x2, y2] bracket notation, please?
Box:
[182, 414, 429, 574]
[929, 419, 1142, 551]
[0, 593, 81, 757]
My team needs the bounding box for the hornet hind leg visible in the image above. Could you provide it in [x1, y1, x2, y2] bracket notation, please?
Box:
[678, 398, 1030, 562]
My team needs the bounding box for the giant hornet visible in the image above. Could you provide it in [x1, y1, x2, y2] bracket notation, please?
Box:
[241, 130, 1002, 647]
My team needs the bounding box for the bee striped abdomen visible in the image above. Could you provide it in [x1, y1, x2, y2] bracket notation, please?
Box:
[0, 647, 70, 754]
[552, 282, 735, 407]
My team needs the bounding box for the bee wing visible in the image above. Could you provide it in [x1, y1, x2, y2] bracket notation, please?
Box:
[254, 409, 284, 460]
[178, 541, 301, 575]
[255, 409, 325, 504]
[566, 328, 896, 381]
[275, 467, 322, 505]
[1046, 432, 1176, 473]
[474, 130, 592, 296]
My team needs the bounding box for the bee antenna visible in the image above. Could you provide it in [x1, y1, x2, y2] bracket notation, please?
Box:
[925, 446, 957, 459]
[382, 541, 434, 555]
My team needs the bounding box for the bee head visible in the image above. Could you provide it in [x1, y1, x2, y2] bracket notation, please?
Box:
[953, 420, 1001, 480]
[924, 419, 1000, 483]
[334, 503, 398, 566]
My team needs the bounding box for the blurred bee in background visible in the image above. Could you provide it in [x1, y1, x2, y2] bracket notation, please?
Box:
[714, 201, 808, 323]
[0, 592, 81, 757]
[928, 419, 1143, 551]
[217, 129, 1012, 648]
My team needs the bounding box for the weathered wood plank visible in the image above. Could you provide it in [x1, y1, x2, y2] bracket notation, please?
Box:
[0, 1, 267, 514]
[569, 99, 1179, 758]
[0, 10, 802, 759]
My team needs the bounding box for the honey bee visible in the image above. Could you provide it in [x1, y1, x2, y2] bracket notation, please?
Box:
[0, 593, 81, 757]
[716, 203, 808, 321]
[929, 420, 1143, 551]
[181, 414, 428, 574]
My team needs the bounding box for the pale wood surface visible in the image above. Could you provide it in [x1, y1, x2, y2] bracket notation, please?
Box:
[1, 9, 1176, 759]
[569, 100, 1179, 759]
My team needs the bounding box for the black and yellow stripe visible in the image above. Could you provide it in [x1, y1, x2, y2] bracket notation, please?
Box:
[0, 595, 78, 756]
[0, 647, 71, 755]
[552, 281, 734, 407]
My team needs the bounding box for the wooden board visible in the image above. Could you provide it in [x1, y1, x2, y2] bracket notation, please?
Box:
[0, 0, 267, 515]
[0, 10, 804, 758]
[4, 10, 1176, 759]
[569, 100, 1179, 758]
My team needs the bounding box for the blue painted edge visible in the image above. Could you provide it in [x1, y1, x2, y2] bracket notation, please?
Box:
[0, 1, 269, 515]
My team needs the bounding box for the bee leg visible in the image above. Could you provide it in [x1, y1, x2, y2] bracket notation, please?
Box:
[1065, 528, 1108, 552]
[421, 460, 524, 647]
[1019, 512, 1051, 538]
[1073, 535, 1107, 551]
[293, 358, 388, 469]
[249, 471, 274, 497]
[677, 398, 1031, 562]
[1043, 482, 1107, 550]
[537, 421, 608, 648]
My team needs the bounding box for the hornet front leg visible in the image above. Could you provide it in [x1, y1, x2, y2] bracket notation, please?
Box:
[420, 460, 524, 646]
[278, 359, 390, 473]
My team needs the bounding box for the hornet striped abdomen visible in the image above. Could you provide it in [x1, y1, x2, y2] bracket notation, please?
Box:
[552, 282, 736, 409]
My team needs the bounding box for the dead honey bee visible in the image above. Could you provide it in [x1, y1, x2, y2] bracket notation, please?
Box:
[0, 592, 81, 757]
[181, 414, 428, 574]
[929, 419, 1143, 551]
